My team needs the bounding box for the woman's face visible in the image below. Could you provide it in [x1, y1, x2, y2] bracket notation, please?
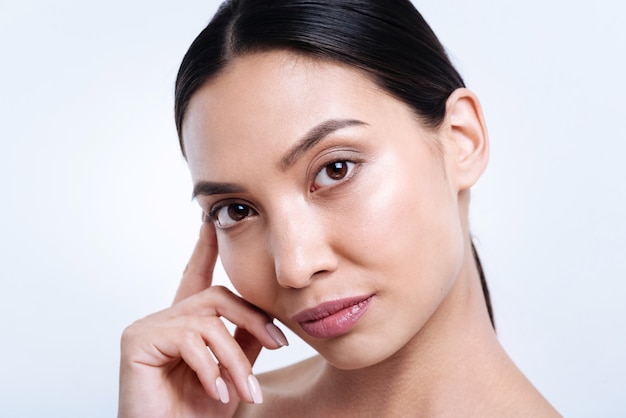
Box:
[183, 51, 467, 369]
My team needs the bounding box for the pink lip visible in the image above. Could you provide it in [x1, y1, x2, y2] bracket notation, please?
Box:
[291, 295, 373, 339]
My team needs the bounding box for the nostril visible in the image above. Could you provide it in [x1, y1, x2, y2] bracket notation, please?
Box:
[311, 269, 332, 279]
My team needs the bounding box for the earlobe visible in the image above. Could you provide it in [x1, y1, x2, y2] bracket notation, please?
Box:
[445, 88, 489, 191]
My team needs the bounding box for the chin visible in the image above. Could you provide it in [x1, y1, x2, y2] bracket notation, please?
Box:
[305, 333, 403, 371]
[328, 357, 386, 371]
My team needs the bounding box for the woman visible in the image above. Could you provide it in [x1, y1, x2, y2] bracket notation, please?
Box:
[119, 0, 560, 416]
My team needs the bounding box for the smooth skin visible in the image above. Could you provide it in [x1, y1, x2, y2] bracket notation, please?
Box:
[119, 51, 560, 417]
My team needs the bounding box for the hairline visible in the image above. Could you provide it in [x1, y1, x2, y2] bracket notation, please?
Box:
[179, 47, 447, 159]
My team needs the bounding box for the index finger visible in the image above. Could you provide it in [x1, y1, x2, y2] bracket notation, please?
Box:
[173, 220, 218, 304]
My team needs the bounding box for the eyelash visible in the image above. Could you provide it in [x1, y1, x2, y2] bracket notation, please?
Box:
[310, 159, 358, 192]
[208, 158, 359, 229]
[207, 200, 256, 228]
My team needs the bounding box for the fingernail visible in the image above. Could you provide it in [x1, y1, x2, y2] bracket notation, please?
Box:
[215, 376, 230, 404]
[265, 323, 289, 347]
[247, 374, 263, 404]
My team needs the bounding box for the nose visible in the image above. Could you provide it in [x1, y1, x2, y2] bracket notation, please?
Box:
[269, 208, 338, 289]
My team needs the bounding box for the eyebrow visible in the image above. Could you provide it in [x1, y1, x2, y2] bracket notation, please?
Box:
[279, 118, 368, 170]
[192, 118, 367, 199]
[192, 181, 245, 199]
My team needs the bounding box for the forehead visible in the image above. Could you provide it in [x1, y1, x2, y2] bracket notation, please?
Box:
[181, 50, 409, 178]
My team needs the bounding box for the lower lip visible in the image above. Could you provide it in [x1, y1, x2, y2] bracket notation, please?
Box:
[298, 296, 373, 339]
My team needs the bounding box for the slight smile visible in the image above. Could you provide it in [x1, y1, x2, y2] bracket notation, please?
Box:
[291, 295, 374, 339]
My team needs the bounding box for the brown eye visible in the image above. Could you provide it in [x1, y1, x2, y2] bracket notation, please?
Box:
[228, 204, 250, 221]
[313, 160, 356, 189]
[213, 203, 256, 228]
[326, 161, 348, 180]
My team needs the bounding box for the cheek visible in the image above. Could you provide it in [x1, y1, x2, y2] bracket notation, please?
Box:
[217, 236, 279, 311]
[342, 154, 465, 290]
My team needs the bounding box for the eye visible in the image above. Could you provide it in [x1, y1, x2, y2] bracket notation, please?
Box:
[312, 160, 356, 190]
[210, 203, 257, 228]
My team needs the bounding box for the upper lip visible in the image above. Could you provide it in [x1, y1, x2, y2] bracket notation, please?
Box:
[290, 295, 373, 323]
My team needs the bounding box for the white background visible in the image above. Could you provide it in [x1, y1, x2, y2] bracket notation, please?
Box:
[1, 1, 624, 416]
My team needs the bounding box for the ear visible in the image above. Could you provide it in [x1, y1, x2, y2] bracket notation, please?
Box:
[443, 88, 489, 192]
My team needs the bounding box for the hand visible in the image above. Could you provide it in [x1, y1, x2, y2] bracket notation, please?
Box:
[118, 222, 288, 418]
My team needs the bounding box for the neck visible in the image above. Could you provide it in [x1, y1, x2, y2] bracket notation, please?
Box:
[311, 247, 512, 416]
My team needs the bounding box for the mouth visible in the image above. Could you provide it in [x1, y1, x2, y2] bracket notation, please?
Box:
[291, 295, 374, 339]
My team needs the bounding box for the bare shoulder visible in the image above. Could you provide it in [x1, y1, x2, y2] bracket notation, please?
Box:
[235, 355, 325, 418]
[484, 358, 562, 417]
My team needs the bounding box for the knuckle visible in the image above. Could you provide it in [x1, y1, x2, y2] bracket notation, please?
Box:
[203, 285, 234, 306]
[120, 320, 143, 344]
[203, 316, 226, 333]
[179, 328, 200, 346]
[209, 285, 230, 296]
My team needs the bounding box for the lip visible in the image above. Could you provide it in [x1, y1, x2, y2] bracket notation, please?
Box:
[291, 295, 373, 339]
